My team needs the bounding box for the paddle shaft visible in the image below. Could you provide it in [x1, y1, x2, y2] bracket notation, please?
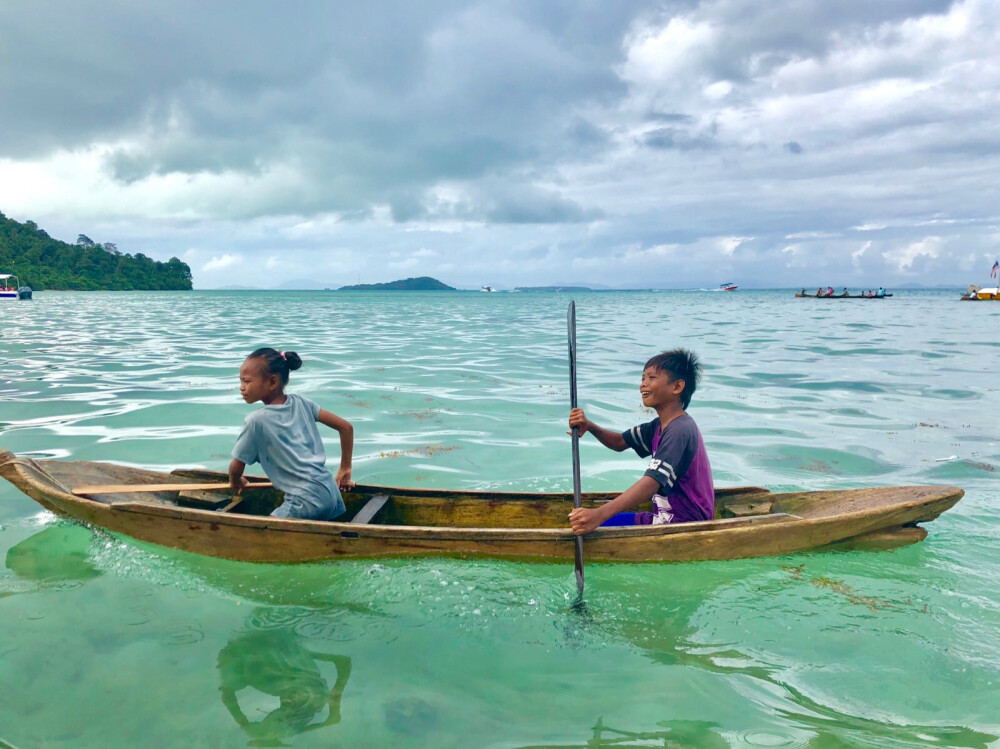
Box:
[73, 481, 272, 495]
[567, 301, 585, 598]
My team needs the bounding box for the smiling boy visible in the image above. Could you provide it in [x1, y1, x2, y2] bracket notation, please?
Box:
[567, 349, 714, 534]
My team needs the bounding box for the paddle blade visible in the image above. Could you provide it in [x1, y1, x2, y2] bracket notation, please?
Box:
[567, 301, 578, 409]
[567, 301, 582, 508]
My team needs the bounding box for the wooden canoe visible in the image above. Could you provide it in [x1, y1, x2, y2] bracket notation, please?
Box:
[0, 450, 963, 564]
[794, 293, 893, 298]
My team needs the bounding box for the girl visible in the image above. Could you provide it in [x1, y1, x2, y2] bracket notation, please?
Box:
[229, 348, 354, 520]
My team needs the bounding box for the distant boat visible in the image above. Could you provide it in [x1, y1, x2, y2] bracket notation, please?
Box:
[715, 282, 738, 292]
[794, 291, 892, 299]
[0, 273, 31, 301]
[960, 284, 999, 301]
[960, 262, 1000, 299]
[481, 285, 497, 292]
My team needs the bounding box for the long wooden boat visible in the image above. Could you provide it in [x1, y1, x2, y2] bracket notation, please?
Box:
[794, 292, 893, 299]
[0, 450, 962, 563]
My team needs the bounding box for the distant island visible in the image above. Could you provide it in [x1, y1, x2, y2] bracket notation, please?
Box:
[0, 211, 192, 290]
[514, 285, 592, 292]
[339, 276, 455, 291]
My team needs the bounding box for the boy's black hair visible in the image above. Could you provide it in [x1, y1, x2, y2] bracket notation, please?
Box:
[247, 347, 302, 384]
[644, 349, 702, 410]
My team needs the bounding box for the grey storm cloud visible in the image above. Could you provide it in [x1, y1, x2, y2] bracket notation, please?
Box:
[0, 3, 631, 189]
[0, 0, 998, 289]
[643, 125, 720, 151]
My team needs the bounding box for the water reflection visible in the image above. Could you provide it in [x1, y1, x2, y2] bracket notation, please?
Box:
[772, 682, 996, 748]
[5, 524, 101, 584]
[582, 567, 998, 749]
[217, 625, 351, 747]
[514, 718, 728, 748]
[513, 714, 995, 749]
[6, 523, 995, 748]
[617, 633, 998, 748]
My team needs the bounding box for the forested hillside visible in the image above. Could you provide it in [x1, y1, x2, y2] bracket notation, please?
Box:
[0, 211, 192, 290]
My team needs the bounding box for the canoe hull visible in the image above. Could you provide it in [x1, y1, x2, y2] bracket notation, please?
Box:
[0, 452, 963, 564]
[794, 293, 892, 299]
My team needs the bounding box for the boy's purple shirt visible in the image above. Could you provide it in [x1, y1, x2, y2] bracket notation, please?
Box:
[622, 413, 715, 522]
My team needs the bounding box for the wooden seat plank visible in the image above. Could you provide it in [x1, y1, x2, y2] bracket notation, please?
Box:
[177, 490, 233, 510]
[351, 494, 390, 524]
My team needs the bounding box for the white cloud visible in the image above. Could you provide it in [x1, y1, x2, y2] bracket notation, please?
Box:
[203, 253, 241, 271]
[621, 243, 680, 262]
[786, 231, 840, 239]
[284, 214, 342, 238]
[619, 16, 717, 103]
[882, 237, 941, 272]
[388, 257, 420, 270]
[852, 241, 873, 266]
[718, 237, 751, 256]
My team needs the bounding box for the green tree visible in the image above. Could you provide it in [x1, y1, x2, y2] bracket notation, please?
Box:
[0, 213, 193, 291]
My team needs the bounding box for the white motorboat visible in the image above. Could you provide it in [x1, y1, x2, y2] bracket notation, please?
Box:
[0, 273, 31, 300]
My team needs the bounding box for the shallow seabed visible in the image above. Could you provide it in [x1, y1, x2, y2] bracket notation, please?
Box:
[1, 289, 997, 748]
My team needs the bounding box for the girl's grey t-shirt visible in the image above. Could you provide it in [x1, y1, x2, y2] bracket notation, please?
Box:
[232, 394, 344, 518]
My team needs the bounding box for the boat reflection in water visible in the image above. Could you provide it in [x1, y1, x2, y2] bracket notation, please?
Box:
[512, 718, 729, 748]
[4, 524, 997, 748]
[510, 713, 996, 749]
[217, 625, 351, 746]
[5, 523, 101, 584]
[4, 522, 355, 747]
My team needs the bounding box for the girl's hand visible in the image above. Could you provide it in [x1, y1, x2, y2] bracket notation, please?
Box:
[336, 467, 354, 491]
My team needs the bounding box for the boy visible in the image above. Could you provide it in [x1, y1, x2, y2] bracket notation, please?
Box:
[568, 349, 714, 534]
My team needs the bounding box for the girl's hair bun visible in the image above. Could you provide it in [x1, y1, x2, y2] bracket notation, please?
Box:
[247, 347, 303, 383]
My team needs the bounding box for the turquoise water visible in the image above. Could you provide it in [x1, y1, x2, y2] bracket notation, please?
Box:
[1, 289, 998, 748]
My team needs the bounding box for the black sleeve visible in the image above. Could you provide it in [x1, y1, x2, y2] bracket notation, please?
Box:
[642, 417, 697, 490]
[622, 419, 657, 458]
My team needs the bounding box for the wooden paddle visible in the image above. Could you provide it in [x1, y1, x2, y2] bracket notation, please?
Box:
[567, 301, 585, 603]
[73, 481, 272, 495]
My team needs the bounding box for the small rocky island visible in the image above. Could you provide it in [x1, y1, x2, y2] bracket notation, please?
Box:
[339, 276, 455, 291]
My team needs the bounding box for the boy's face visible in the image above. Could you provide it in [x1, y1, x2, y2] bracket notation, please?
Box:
[640, 366, 685, 409]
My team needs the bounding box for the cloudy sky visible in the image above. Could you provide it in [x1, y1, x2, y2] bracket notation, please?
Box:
[1, 0, 998, 289]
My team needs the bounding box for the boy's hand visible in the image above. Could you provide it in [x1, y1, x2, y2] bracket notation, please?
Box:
[568, 407, 590, 436]
[569, 506, 604, 535]
[230, 475, 248, 495]
[336, 467, 354, 491]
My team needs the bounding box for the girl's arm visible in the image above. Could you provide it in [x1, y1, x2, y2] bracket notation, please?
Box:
[318, 409, 354, 489]
[228, 458, 248, 494]
[568, 475, 660, 534]
[568, 407, 628, 451]
[220, 687, 250, 727]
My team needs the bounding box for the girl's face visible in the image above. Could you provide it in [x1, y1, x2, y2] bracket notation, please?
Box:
[239, 358, 280, 404]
